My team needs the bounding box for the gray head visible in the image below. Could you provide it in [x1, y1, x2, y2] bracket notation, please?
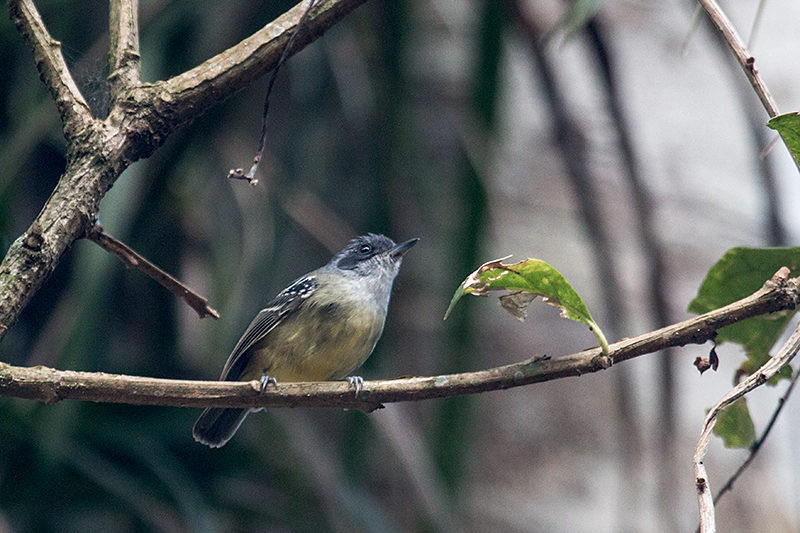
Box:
[328, 234, 418, 277]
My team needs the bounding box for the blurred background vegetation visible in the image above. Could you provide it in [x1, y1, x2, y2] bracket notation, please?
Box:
[2, 0, 800, 531]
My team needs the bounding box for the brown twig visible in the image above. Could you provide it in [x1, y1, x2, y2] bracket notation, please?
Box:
[85, 224, 219, 319]
[696, 0, 777, 117]
[696, 0, 800, 172]
[693, 270, 800, 532]
[1, 269, 796, 411]
[228, 0, 319, 185]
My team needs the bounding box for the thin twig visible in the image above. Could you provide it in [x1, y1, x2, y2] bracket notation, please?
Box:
[696, 0, 800, 172]
[697, 1, 787, 245]
[0, 269, 796, 411]
[86, 224, 219, 319]
[696, 0, 777, 116]
[228, 0, 319, 185]
[694, 303, 800, 531]
[713, 365, 800, 503]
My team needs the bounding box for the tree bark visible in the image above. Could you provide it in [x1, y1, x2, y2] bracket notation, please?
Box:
[1, 0, 369, 339]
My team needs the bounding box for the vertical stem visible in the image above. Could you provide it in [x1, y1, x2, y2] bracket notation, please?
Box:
[108, 0, 141, 101]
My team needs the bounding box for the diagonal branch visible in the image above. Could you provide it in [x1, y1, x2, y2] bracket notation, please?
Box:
[693, 320, 800, 532]
[696, 0, 777, 117]
[86, 224, 219, 319]
[108, 0, 141, 100]
[143, 0, 368, 133]
[697, 0, 800, 172]
[1, 269, 796, 411]
[8, 0, 93, 138]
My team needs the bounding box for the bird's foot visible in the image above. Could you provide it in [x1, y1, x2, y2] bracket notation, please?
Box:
[346, 376, 364, 397]
[260, 370, 278, 392]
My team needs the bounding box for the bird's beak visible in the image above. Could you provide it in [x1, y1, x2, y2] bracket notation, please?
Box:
[389, 238, 419, 260]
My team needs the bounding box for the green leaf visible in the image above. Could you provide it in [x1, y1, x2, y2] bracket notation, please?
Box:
[688, 247, 800, 383]
[712, 398, 757, 450]
[768, 113, 800, 162]
[444, 257, 608, 355]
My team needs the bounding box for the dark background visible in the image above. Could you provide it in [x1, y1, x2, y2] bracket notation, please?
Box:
[1, 0, 799, 531]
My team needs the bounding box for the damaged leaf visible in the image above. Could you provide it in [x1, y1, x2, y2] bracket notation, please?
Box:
[693, 356, 712, 374]
[445, 257, 608, 355]
[499, 291, 538, 320]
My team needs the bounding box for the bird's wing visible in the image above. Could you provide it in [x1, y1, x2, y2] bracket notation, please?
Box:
[220, 275, 318, 381]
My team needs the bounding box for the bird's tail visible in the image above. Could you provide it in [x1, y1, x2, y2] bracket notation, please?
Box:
[193, 407, 251, 448]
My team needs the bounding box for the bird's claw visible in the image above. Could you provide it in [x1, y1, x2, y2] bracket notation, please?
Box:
[347, 376, 364, 397]
[260, 370, 278, 392]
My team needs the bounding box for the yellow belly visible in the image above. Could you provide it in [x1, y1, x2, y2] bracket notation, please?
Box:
[237, 301, 385, 382]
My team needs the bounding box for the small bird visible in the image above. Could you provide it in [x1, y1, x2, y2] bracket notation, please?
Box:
[193, 234, 418, 447]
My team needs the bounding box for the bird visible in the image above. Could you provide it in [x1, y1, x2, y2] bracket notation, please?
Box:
[193, 234, 418, 447]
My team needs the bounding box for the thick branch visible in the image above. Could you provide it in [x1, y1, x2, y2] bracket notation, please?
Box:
[134, 0, 368, 135]
[8, 0, 93, 138]
[1, 270, 796, 411]
[0, 139, 118, 339]
[0, 0, 369, 342]
[108, 0, 141, 99]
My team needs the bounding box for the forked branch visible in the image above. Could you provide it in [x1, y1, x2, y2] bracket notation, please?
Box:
[0, 0, 369, 341]
[694, 320, 800, 532]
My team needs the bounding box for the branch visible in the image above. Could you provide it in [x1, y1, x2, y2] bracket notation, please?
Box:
[696, 0, 777, 117]
[694, 304, 800, 531]
[696, 0, 800, 172]
[713, 367, 800, 503]
[85, 224, 219, 319]
[8, 0, 93, 137]
[1, 269, 796, 411]
[0, 0, 367, 342]
[108, 0, 141, 100]
[135, 0, 369, 136]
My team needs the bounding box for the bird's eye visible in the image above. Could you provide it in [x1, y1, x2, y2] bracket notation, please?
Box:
[359, 244, 372, 255]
